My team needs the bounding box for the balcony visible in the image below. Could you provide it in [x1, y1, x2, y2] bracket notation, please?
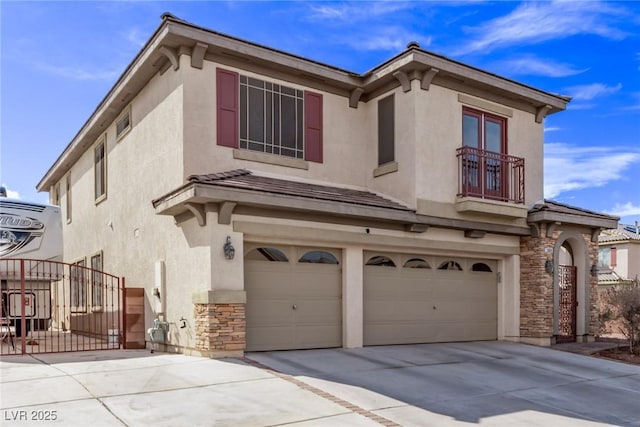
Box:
[457, 146, 525, 205]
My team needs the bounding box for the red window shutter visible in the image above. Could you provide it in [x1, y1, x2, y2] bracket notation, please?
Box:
[304, 91, 323, 163]
[216, 68, 239, 148]
[611, 247, 617, 267]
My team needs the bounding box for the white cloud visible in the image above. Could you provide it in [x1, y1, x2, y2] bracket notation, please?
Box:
[544, 143, 640, 198]
[456, 1, 628, 55]
[544, 126, 562, 133]
[607, 202, 640, 217]
[308, 2, 413, 21]
[36, 63, 121, 82]
[564, 83, 622, 101]
[124, 27, 148, 48]
[345, 27, 431, 51]
[490, 56, 587, 78]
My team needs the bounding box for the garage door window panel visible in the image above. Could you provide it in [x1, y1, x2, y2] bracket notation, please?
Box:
[299, 251, 339, 264]
[246, 247, 289, 262]
[404, 258, 431, 269]
[437, 260, 463, 271]
[366, 256, 396, 267]
[471, 262, 493, 272]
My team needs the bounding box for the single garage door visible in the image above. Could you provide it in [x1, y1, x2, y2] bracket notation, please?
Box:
[245, 245, 342, 351]
[364, 253, 497, 346]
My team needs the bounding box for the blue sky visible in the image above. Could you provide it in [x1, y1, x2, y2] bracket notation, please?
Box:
[1, 1, 639, 226]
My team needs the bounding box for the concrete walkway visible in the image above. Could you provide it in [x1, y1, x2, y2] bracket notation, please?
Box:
[1, 342, 639, 426]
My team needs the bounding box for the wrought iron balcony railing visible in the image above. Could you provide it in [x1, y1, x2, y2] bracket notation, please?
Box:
[457, 146, 525, 204]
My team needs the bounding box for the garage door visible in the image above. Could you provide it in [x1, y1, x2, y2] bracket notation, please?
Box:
[364, 253, 497, 345]
[245, 246, 342, 351]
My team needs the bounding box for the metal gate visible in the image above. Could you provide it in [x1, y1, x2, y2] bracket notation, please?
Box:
[557, 265, 577, 343]
[1, 258, 124, 355]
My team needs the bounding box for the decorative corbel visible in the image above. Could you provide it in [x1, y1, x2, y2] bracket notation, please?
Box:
[529, 223, 541, 238]
[191, 43, 208, 69]
[349, 88, 364, 108]
[218, 201, 237, 225]
[420, 68, 439, 91]
[545, 221, 560, 238]
[464, 230, 486, 239]
[392, 70, 411, 92]
[158, 46, 180, 71]
[591, 227, 601, 243]
[535, 105, 552, 123]
[406, 224, 429, 233]
[184, 202, 206, 226]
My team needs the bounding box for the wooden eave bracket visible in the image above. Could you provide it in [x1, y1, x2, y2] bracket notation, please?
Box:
[191, 42, 208, 69]
[185, 202, 206, 226]
[393, 71, 411, 92]
[158, 46, 180, 72]
[535, 105, 552, 123]
[218, 201, 237, 225]
[420, 68, 439, 91]
[349, 88, 364, 108]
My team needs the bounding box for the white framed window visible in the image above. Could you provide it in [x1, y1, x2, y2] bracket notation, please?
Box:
[94, 135, 107, 202]
[90, 252, 103, 311]
[115, 106, 131, 141]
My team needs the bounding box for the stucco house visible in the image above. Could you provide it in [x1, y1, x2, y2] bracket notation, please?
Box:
[598, 224, 640, 286]
[36, 14, 617, 356]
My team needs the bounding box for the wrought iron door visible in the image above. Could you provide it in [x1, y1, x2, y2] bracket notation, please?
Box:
[557, 265, 577, 343]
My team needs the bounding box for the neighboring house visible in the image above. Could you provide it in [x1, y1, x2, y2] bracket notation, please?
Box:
[598, 224, 640, 286]
[36, 14, 617, 356]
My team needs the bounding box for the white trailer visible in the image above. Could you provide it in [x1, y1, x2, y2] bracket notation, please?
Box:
[1, 190, 62, 337]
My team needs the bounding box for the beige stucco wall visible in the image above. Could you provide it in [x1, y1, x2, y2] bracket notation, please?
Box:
[52, 52, 549, 353]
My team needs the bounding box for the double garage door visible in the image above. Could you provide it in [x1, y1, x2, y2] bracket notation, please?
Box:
[245, 246, 497, 351]
[363, 253, 497, 346]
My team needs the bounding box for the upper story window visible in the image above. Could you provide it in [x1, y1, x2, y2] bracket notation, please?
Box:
[216, 68, 323, 163]
[65, 173, 72, 224]
[458, 106, 524, 204]
[94, 136, 107, 202]
[598, 247, 616, 269]
[116, 107, 131, 141]
[378, 94, 395, 166]
[240, 76, 304, 159]
[463, 107, 506, 154]
[52, 182, 60, 206]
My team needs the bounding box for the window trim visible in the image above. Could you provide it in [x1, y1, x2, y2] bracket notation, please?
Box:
[90, 251, 104, 312]
[70, 258, 87, 313]
[115, 105, 131, 141]
[65, 174, 72, 224]
[377, 93, 395, 167]
[216, 67, 323, 164]
[94, 135, 107, 204]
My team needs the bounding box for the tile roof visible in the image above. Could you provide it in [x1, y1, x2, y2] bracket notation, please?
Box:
[598, 269, 634, 284]
[599, 223, 640, 243]
[187, 169, 411, 212]
[529, 199, 617, 220]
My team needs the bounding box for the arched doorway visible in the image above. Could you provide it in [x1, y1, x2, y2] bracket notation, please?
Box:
[557, 242, 577, 343]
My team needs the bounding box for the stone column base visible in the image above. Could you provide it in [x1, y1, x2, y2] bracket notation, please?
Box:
[194, 302, 246, 353]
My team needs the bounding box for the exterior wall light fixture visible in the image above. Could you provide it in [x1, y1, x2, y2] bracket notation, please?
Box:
[545, 260, 554, 274]
[223, 236, 235, 260]
[590, 264, 598, 277]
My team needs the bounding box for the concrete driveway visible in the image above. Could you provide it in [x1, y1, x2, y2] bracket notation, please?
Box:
[249, 341, 640, 427]
[1, 342, 638, 426]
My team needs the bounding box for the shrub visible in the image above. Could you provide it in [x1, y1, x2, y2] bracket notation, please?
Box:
[602, 278, 640, 354]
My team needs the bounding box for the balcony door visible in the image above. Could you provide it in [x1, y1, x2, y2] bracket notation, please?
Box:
[462, 108, 508, 200]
